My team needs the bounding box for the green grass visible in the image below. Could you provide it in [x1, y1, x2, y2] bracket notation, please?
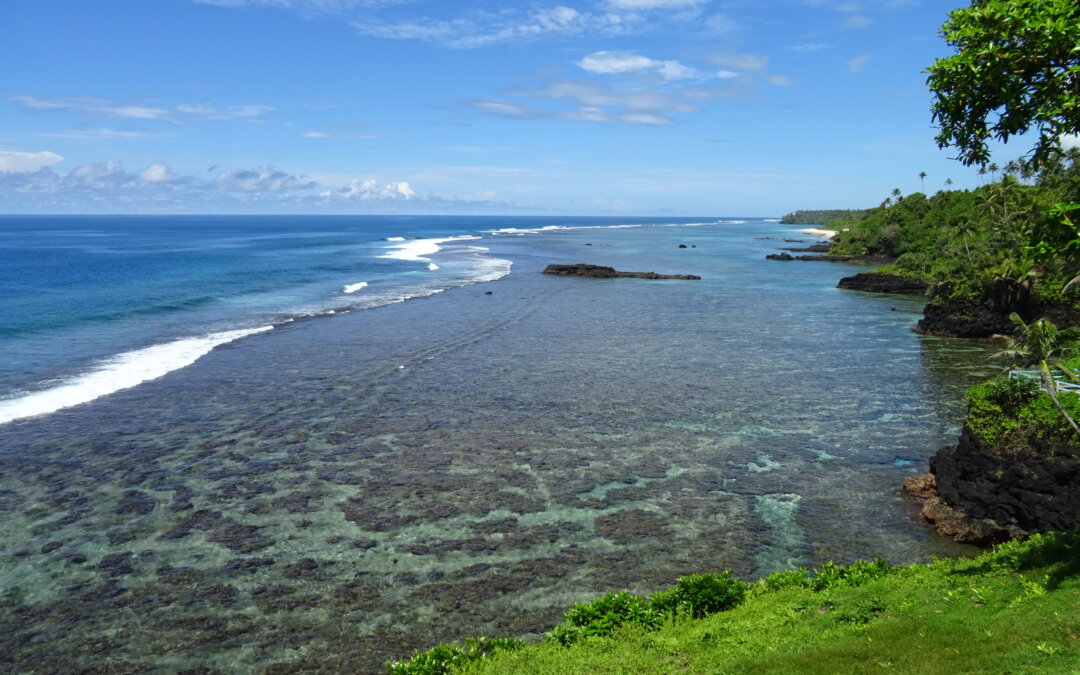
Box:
[391, 532, 1080, 674]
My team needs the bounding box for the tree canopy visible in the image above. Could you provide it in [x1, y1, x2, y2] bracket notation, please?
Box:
[927, 0, 1080, 167]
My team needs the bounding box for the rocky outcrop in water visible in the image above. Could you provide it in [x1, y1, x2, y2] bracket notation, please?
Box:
[837, 272, 930, 296]
[905, 428, 1080, 545]
[542, 264, 700, 280]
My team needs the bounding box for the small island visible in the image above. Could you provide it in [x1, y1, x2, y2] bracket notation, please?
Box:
[542, 263, 700, 280]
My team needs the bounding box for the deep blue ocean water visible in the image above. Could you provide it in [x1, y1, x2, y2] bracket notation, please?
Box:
[0, 215, 1000, 672]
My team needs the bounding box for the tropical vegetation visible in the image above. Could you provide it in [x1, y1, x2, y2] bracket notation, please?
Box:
[779, 209, 868, 226]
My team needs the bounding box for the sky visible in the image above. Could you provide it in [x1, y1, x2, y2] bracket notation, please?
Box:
[0, 0, 1006, 216]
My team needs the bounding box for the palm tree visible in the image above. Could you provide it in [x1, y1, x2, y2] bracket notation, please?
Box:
[993, 313, 1080, 436]
[945, 177, 953, 189]
[950, 217, 976, 265]
[988, 162, 1000, 181]
[919, 171, 927, 192]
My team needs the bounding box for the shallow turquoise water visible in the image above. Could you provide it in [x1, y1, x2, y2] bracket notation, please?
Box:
[0, 220, 997, 672]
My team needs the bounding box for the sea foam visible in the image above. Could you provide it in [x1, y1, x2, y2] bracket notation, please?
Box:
[343, 282, 369, 294]
[380, 235, 481, 263]
[0, 326, 273, 425]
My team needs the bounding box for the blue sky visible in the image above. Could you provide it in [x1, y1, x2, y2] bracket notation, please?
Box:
[0, 0, 1002, 215]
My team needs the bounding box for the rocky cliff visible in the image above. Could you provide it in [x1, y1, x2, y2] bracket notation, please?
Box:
[905, 427, 1080, 545]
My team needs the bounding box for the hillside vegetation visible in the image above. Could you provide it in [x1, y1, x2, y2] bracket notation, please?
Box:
[827, 151, 1080, 310]
[388, 531, 1080, 674]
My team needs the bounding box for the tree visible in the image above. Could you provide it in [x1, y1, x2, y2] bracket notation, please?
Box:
[919, 171, 927, 191]
[993, 313, 1080, 436]
[927, 0, 1080, 167]
[945, 178, 954, 188]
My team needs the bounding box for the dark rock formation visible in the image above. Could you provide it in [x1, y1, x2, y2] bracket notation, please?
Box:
[837, 272, 930, 296]
[905, 428, 1080, 545]
[766, 253, 794, 261]
[915, 279, 1039, 338]
[779, 244, 832, 253]
[542, 264, 700, 280]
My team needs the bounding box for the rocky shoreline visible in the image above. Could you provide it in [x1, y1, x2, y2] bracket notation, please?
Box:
[766, 230, 1077, 546]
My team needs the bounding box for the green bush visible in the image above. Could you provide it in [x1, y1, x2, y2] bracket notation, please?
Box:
[546, 591, 664, 646]
[387, 637, 524, 674]
[763, 567, 813, 591]
[671, 572, 747, 619]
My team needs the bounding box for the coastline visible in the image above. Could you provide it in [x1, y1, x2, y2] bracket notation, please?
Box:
[0, 218, 993, 672]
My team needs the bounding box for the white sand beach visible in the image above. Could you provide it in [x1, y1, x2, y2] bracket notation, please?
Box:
[796, 227, 838, 238]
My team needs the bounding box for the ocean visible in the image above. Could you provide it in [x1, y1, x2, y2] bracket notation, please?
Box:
[0, 215, 998, 672]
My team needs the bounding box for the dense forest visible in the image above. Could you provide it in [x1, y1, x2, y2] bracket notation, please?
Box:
[779, 209, 867, 226]
[828, 149, 1080, 312]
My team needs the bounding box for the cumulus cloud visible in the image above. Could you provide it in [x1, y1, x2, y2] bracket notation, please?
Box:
[0, 149, 64, 173]
[847, 53, 871, 73]
[0, 158, 506, 213]
[11, 95, 272, 123]
[328, 178, 416, 200]
[138, 163, 175, 183]
[213, 167, 317, 192]
[577, 51, 696, 80]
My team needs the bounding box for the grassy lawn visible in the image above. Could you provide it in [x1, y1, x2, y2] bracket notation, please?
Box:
[392, 532, 1080, 674]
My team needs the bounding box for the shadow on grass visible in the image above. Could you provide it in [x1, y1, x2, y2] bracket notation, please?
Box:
[953, 530, 1080, 590]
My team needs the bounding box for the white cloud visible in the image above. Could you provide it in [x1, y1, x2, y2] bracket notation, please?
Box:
[847, 53, 871, 73]
[715, 69, 739, 79]
[577, 51, 696, 80]
[469, 79, 698, 126]
[300, 130, 380, 139]
[213, 167, 316, 192]
[12, 95, 170, 120]
[844, 14, 871, 28]
[11, 95, 272, 123]
[330, 178, 415, 200]
[0, 149, 64, 173]
[616, 112, 673, 125]
[351, 6, 601, 49]
[138, 163, 175, 183]
[1061, 134, 1080, 150]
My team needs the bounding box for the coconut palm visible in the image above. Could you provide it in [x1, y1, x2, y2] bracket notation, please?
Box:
[993, 313, 1080, 436]
[919, 171, 927, 191]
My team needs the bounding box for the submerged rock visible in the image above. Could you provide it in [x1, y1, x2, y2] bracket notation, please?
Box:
[542, 264, 700, 280]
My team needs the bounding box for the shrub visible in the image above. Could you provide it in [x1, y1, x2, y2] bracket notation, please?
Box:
[672, 572, 747, 619]
[546, 591, 664, 646]
[763, 567, 813, 591]
[387, 637, 524, 674]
